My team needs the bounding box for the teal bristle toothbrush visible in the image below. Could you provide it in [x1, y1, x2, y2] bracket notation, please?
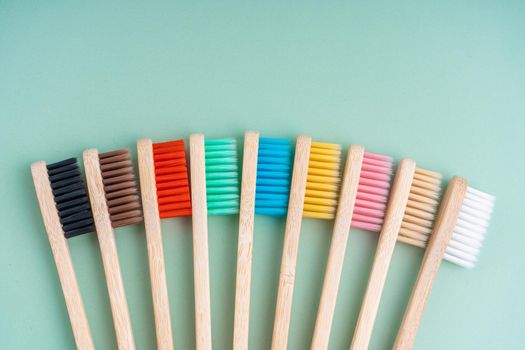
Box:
[189, 134, 240, 349]
[233, 131, 293, 350]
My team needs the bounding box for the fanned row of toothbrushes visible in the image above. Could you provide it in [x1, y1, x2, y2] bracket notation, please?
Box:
[31, 132, 495, 350]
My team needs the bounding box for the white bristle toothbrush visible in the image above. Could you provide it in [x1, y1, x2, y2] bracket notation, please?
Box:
[189, 134, 240, 349]
[233, 131, 293, 350]
[393, 177, 495, 349]
[350, 161, 442, 350]
[311, 146, 394, 350]
[272, 136, 344, 350]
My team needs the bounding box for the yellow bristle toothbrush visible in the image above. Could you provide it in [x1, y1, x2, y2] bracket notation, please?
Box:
[311, 146, 394, 350]
[272, 136, 343, 350]
[393, 177, 495, 349]
[233, 131, 293, 350]
[83, 148, 141, 350]
[31, 159, 95, 350]
[350, 161, 442, 350]
[189, 134, 240, 349]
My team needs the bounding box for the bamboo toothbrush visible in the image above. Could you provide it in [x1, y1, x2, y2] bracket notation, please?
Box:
[311, 146, 394, 350]
[83, 148, 142, 350]
[189, 134, 240, 349]
[233, 132, 293, 350]
[350, 161, 442, 350]
[31, 159, 95, 350]
[393, 177, 495, 349]
[137, 139, 192, 350]
[272, 136, 343, 350]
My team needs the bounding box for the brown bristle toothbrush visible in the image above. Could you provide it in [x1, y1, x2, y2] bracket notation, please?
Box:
[393, 177, 495, 349]
[350, 161, 442, 350]
[31, 159, 95, 350]
[137, 138, 192, 350]
[189, 134, 240, 349]
[83, 148, 142, 350]
[272, 136, 344, 350]
[311, 146, 394, 350]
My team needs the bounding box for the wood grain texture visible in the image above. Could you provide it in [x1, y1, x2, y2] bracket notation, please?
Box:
[83, 149, 136, 350]
[350, 159, 416, 350]
[189, 134, 212, 350]
[393, 177, 467, 350]
[137, 139, 174, 350]
[311, 145, 364, 350]
[233, 131, 259, 350]
[31, 161, 95, 350]
[271, 135, 312, 350]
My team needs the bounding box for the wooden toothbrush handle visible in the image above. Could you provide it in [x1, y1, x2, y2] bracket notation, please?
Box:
[350, 159, 416, 350]
[84, 149, 136, 350]
[233, 131, 259, 350]
[393, 177, 467, 350]
[311, 145, 364, 350]
[137, 139, 174, 350]
[31, 162, 95, 350]
[189, 134, 213, 350]
[271, 135, 311, 350]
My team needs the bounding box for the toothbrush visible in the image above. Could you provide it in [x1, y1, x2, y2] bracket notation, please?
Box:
[31, 159, 95, 350]
[311, 146, 393, 350]
[272, 136, 343, 350]
[83, 148, 141, 350]
[233, 132, 293, 350]
[189, 134, 240, 349]
[350, 161, 442, 350]
[137, 139, 192, 350]
[393, 177, 494, 349]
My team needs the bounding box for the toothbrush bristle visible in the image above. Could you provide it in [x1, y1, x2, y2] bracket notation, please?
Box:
[47, 158, 95, 238]
[398, 168, 442, 247]
[444, 186, 495, 268]
[255, 138, 292, 216]
[205, 138, 240, 215]
[303, 142, 342, 219]
[153, 140, 192, 218]
[99, 149, 143, 228]
[351, 152, 394, 232]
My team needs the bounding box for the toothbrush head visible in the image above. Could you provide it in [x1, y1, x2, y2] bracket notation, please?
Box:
[398, 168, 443, 247]
[153, 140, 192, 218]
[303, 142, 342, 219]
[351, 152, 394, 232]
[205, 138, 240, 215]
[99, 149, 143, 227]
[255, 138, 293, 216]
[47, 158, 95, 238]
[444, 186, 495, 268]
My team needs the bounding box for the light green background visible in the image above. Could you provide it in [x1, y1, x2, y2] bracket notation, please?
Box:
[1, 1, 524, 349]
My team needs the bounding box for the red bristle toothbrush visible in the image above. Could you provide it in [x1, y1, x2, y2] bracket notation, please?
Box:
[272, 136, 343, 350]
[233, 132, 293, 350]
[137, 138, 192, 350]
[311, 146, 394, 350]
[350, 161, 442, 350]
[393, 177, 495, 349]
[189, 134, 240, 349]
[83, 148, 142, 350]
[31, 159, 95, 350]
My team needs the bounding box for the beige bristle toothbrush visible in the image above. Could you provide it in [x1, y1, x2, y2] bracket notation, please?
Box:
[84, 148, 142, 350]
[189, 134, 240, 349]
[311, 146, 394, 350]
[393, 177, 495, 349]
[137, 138, 192, 350]
[350, 160, 442, 350]
[233, 131, 294, 350]
[31, 158, 95, 350]
[272, 136, 343, 350]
